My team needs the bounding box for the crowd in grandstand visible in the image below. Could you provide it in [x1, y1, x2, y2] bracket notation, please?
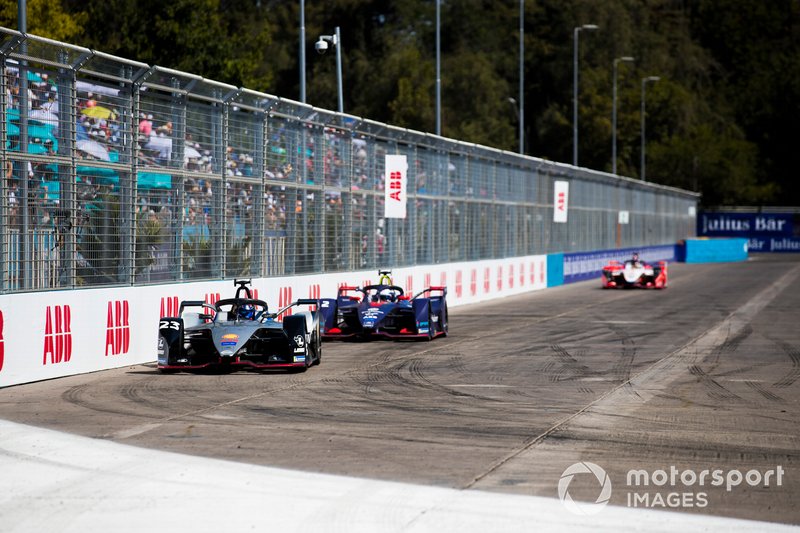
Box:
[4, 66, 394, 272]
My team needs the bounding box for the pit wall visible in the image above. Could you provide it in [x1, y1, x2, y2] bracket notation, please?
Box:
[0, 255, 552, 388]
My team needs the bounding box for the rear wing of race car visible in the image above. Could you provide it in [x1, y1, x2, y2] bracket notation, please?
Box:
[411, 286, 447, 300]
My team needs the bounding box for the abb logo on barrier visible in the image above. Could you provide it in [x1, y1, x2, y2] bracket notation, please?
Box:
[470, 269, 477, 296]
[484, 268, 490, 294]
[406, 275, 413, 294]
[530, 262, 536, 285]
[440, 272, 447, 287]
[455, 270, 463, 298]
[308, 284, 320, 299]
[520, 263, 525, 287]
[424, 273, 431, 289]
[496, 266, 504, 291]
[308, 284, 320, 310]
[43, 305, 72, 365]
[160, 296, 179, 318]
[0, 309, 4, 372]
[105, 300, 130, 356]
[279, 287, 293, 319]
[540, 260, 546, 284]
[205, 292, 221, 321]
[509, 264, 515, 289]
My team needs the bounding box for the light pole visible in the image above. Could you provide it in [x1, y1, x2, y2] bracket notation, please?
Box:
[299, 0, 306, 103]
[518, 0, 524, 154]
[640, 76, 660, 181]
[436, 0, 441, 136]
[573, 23, 598, 167]
[612, 56, 634, 174]
[316, 27, 343, 114]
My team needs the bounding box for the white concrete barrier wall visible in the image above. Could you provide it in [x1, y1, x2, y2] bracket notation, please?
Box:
[0, 255, 547, 388]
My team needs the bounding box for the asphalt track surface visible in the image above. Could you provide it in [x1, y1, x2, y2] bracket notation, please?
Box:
[1, 254, 799, 528]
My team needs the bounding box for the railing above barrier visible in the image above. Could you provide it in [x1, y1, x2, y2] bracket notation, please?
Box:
[0, 26, 698, 294]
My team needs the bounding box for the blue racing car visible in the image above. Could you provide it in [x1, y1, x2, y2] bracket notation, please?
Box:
[319, 271, 448, 340]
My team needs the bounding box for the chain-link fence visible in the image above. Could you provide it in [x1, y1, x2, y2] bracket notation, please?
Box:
[0, 27, 697, 293]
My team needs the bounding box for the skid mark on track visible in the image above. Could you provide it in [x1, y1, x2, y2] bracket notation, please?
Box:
[547, 344, 593, 383]
[743, 380, 785, 403]
[709, 323, 753, 365]
[463, 263, 800, 490]
[687, 364, 743, 402]
[772, 338, 800, 389]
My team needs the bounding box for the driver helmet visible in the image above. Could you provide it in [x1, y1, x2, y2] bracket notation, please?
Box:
[632, 252, 640, 264]
[237, 304, 255, 320]
[379, 290, 396, 303]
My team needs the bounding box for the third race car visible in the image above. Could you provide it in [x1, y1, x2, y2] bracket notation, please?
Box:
[601, 252, 668, 289]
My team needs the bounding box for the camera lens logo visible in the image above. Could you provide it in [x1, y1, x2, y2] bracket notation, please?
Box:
[558, 462, 612, 515]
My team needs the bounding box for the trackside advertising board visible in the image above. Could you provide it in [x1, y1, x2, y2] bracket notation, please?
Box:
[553, 180, 569, 223]
[384, 155, 408, 219]
[0, 255, 547, 388]
[698, 212, 800, 252]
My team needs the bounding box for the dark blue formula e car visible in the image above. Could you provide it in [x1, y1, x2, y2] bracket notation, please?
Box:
[319, 271, 448, 340]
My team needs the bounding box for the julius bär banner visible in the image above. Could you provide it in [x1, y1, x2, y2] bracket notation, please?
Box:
[385, 155, 408, 219]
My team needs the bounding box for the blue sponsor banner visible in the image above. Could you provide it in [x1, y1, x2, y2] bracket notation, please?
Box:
[698, 212, 794, 238]
[681, 238, 748, 263]
[747, 237, 800, 253]
[563, 245, 676, 284]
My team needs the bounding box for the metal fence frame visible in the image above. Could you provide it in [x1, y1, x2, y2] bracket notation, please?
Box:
[0, 27, 698, 293]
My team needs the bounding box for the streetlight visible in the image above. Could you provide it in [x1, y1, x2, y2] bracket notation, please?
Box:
[299, 0, 306, 103]
[612, 56, 634, 174]
[640, 76, 660, 181]
[518, 0, 524, 155]
[573, 23, 599, 167]
[316, 27, 343, 114]
[436, 0, 441, 136]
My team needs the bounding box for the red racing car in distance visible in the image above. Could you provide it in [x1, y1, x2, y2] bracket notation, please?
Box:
[601, 254, 668, 289]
